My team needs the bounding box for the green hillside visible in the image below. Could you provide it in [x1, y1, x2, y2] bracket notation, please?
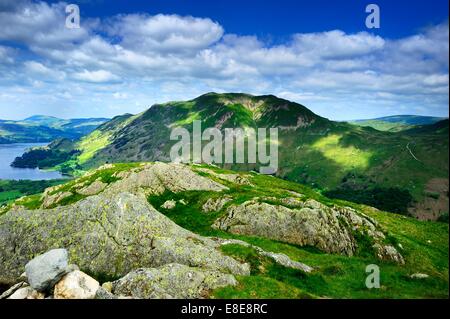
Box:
[0, 162, 447, 298]
[0, 116, 109, 143]
[12, 93, 449, 220]
[349, 115, 447, 132]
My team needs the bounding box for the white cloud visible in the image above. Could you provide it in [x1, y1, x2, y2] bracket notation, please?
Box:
[0, 1, 89, 49]
[73, 70, 120, 83]
[105, 14, 224, 54]
[292, 30, 385, 59]
[0, 1, 448, 120]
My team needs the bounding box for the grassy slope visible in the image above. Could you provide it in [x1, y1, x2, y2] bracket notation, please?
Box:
[0, 179, 67, 206]
[2, 163, 447, 298]
[348, 119, 414, 132]
[147, 165, 448, 299]
[349, 115, 447, 132]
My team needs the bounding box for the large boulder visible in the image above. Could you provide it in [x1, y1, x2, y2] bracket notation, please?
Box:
[111, 263, 238, 299]
[0, 192, 249, 285]
[25, 248, 69, 292]
[213, 199, 357, 255]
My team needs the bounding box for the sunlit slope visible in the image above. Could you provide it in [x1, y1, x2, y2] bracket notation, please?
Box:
[13, 93, 448, 219]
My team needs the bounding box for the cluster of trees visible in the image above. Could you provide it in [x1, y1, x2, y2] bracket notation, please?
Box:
[11, 149, 79, 169]
[0, 179, 65, 206]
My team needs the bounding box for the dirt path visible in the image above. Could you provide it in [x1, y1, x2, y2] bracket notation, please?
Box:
[406, 142, 421, 162]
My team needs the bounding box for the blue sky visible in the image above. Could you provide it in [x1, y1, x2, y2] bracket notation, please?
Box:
[0, 0, 448, 120]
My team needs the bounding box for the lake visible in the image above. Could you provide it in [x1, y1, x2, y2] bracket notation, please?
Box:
[0, 143, 65, 180]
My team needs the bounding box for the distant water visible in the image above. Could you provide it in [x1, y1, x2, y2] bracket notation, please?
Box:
[0, 143, 65, 180]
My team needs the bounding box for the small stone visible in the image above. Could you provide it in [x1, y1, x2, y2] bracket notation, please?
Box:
[54, 270, 100, 299]
[102, 282, 113, 292]
[25, 248, 69, 292]
[19, 272, 27, 282]
[410, 273, 429, 279]
[0, 282, 27, 299]
[161, 200, 176, 210]
[374, 244, 405, 264]
[7, 286, 44, 299]
[95, 286, 117, 299]
[65, 264, 80, 272]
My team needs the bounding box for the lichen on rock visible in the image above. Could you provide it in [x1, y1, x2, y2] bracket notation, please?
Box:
[111, 263, 238, 299]
[0, 191, 249, 286]
[213, 198, 403, 262]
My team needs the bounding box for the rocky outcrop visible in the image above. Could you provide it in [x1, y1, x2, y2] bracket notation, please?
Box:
[195, 168, 253, 186]
[106, 162, 228, 195]
[202, 196, 233, 213]
[111, 263, 237, 299]
[213, 199, 403, 262]
[213, 199, 356, 255]
[373, 244, 405, 264]
[41, 191, 72, 209]
[0, 191, 249, 286]
[76, 180, 107, 196]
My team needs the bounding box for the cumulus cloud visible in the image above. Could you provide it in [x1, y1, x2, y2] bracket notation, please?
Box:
[104, 14, 224, 54]
[73, 69, 120, 83]
[0, 0, 448, 120]
[0, 1, 89, 49]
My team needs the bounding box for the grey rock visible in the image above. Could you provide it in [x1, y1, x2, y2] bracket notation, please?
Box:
[410, 273, 429, 279]
[0, 192, 249, 286]
[202, 196, 233, 213]
[213, 199, 403, 262]
[373, 244, 405, 265]
[95, 286, 117, 299]
[112, 263, 237, 299]
[41, 191, 72, 209]
[76, 180, 107, 196]
[213, 199, 357, 255]
[106, 162, 228, 195]
[0, 281, 27, 299]
[212, 237, 313, 272]
[161, 200, 176, 210]
[7, 286, 45, 299]
[25, 248, 69, 292]
[257, 251, 313, 273]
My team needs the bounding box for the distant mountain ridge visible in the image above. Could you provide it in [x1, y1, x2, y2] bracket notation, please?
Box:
[349, 115, 448, 132]
[0, 115, 109, 144]
[11, 93, 449, 220]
